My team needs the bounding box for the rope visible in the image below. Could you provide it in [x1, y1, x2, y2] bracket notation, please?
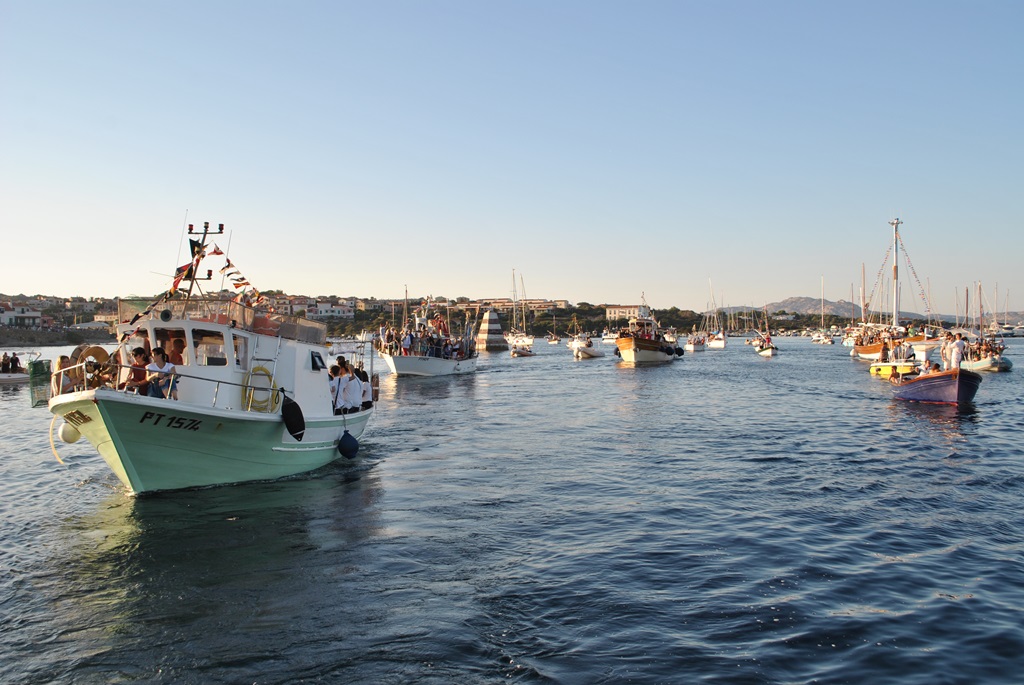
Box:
[49, 415, 65, 465]
[896, 233, 933, 317]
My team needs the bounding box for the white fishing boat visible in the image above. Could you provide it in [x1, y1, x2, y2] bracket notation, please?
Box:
[614, 295, 682, 364]
[44, 222, 375, 496]
[376, 295, 479, 377]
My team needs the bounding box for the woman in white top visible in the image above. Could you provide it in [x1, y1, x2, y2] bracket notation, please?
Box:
[145, 347, 177, 399]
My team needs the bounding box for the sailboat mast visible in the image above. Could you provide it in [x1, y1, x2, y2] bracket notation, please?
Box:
[889, 218, 902, 327]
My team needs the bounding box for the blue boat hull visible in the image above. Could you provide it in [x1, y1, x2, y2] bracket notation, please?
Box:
[892, 368, 982, 405]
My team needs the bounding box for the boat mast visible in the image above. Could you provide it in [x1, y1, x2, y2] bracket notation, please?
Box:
[889, 218, 902, 327]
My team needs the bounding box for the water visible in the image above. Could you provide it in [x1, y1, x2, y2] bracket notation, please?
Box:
[2, 339, 1022, 684]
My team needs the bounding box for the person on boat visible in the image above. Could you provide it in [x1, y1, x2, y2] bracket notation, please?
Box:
[168, 337, 186, 366]
[9, 352, 20, 374]
[328, 364, 346, 415]
[950, 333, 966, 370]
[357, 368, 373, 410]
[940, 333, 952, 370]
[341, 363, 362, 413]
[145, 347, 177, 399]
[1, 352, 9, 373]
[121, 347, 150, 395]
[52, 355, 74, 394]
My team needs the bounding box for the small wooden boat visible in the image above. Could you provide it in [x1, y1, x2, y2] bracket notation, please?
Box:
[891, 367, 982, 405]
[510, 345, 535, 357]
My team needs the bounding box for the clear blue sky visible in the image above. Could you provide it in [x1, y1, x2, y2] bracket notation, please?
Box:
[2, 2, 1021, 316]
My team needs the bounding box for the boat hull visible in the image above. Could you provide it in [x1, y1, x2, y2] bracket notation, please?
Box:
[0, 372, 31, 385]
[892, 368, 982, 405]
[379, 350, 477, 377]
[960, 356, 1013, 372]
[49, 389, 372, 495]
[573, 344, 605, 359]
[615, 337, 677, 364]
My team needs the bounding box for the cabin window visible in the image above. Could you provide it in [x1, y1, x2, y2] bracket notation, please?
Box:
[310, 351, 327, 371]
[232, 335, 249, 371]
[154, 327, 188, 365]
[192, 329, 228, 366]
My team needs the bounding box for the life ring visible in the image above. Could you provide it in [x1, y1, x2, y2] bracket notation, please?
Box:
[242, 365, 281, 412]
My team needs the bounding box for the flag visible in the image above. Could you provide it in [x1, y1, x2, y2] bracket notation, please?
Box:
[208, 243, 224, 256]
[172, 261, 194, 289]
[189, 239, 204, 258]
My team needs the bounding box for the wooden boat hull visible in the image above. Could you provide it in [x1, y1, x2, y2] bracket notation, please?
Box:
[756, 345, 778, 357]
[379, 350, 478, 377]
[892, 368, 982, 405]
[615, 336, 678, 363]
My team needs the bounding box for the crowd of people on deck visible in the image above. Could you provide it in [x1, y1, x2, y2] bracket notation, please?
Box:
[375, 317, 476, 360]
[328, 355, 373, 415]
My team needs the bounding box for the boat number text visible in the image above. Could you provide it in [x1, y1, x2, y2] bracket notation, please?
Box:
[140, 412, 202, 431]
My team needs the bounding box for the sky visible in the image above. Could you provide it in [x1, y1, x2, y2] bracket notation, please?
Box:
[2, 2, 1022, 316]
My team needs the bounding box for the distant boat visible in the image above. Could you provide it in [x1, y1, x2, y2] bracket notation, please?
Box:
[706, 280, 727, 349]
[0, 351, 40, 385]
[510, 344, 535, 357]
[376, 297, 479, 377]
[891, 367, 982, 405]
[752, 308, 778, 357]
[504, 269, 535, 347]
[614, 295, 682, 364]
[566, 317, 605, 359]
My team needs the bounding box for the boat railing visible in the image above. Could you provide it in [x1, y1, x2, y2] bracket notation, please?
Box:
[117, 298, 327, 345]
[51, 361, 296, 414]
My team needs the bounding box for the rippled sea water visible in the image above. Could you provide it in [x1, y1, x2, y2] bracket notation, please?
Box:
[2, 339, 1022, 684]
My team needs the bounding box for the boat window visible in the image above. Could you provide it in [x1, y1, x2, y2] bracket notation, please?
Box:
[193, 329, 228, 366]
[310, 350, 327, 372]
[154, 327, 188, 365]
[232, 335, 249, 371]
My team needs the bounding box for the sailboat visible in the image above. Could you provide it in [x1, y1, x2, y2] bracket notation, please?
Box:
[812, 276, 835, 344]
[707, 279, 727, 349]
[959, 282, 1013, 372]
[752, 308, 778, 357]
[852, 219, 941, 362]
[546, 314, 561, 344]
[504, 269, 534, 348]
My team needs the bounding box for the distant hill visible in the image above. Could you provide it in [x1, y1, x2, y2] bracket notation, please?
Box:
[725, 297, 1024, 324]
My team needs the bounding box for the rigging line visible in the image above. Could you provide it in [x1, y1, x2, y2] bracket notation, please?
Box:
[895, 233, 933, 315]
[175, 209, 189, 273]
[866, 243, 893, 315]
